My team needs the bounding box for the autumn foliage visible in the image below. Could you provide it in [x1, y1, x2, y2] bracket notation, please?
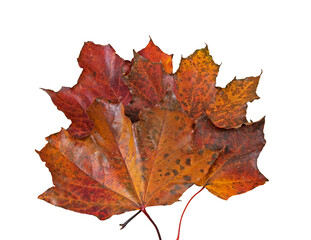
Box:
[37, 38, 267, 239]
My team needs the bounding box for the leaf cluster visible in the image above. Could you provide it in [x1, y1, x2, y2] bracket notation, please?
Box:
[37, 38, 267, 239]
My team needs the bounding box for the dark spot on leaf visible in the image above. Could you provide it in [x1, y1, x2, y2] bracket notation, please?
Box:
[176, 159, 181, 164]
[207, 159, 214, 165]
[164, 153, 169, 158]
[175, 116, 180, 121]
[172, 169, 179, 176]
[198, 149, 204, 155]
[165, 172, 170, 176]
[185, 158, 191, 166]
[183, 175, 191, 181]
[183, 182, 193, 187]
[141, 165, 148, 172]
[200, 169, 204, 173]
[174, 185, 181, 190]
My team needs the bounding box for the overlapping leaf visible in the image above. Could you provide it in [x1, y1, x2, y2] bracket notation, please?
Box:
[206, 75, 261, 129]
[38, 92, 221, 220]
[137, 38, 173, 74]
[174, 46, 261, 128]
[194, 115, 267, 199]
[123, 52, 174, 122]
[174, 46, 220, 119]
[43, 42, 131, 138]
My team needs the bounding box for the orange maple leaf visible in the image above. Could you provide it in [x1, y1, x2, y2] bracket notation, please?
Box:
[38, 93, 221, 238]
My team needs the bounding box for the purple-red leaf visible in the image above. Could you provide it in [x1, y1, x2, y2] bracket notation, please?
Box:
[194, 115, 267, 199]
[44, 42, 131, 138]
[123, 52, 174, 122]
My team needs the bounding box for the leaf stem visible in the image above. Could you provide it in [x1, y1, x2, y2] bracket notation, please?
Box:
[142, 208, 162, 240]
[120, 210, 142, 230]
[176, 186, 205, 240]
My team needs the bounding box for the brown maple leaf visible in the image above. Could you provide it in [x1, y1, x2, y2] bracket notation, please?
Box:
[38, 92, 221, 237]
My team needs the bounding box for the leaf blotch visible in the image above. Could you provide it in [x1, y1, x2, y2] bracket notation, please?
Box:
[183, 175, 192, 181]
[185, 158, 191, 166]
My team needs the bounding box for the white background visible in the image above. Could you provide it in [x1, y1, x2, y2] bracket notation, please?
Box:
[1, 0, 310, 239]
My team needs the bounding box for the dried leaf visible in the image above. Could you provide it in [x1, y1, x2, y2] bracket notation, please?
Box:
[206, 75, 261, 129]
[38, 40, 268, 239]
[138, 38, 173, 74]
[123, 52, 173, 122]
[174, 46, 220, 118]
[38, 93, 221, 219]
[174, 46, 260, 129]
[44, 42, 131, 138]
[194, 115, 267, 199]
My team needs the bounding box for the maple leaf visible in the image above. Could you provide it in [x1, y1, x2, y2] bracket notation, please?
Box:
[174, 46, 261, 128]
[43, 42, 132, 138]
[123, 43, 260, 128]
[137, 38, 173, 74]
[44, 40, 174, 137]
[123, 51, 174, 122]
[37, 92, 221, 231]
[176, 115, 267, 239]
[194, 115, 268, 199]
[174, 46, 220, 119]
[206, 75, 261, 129]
